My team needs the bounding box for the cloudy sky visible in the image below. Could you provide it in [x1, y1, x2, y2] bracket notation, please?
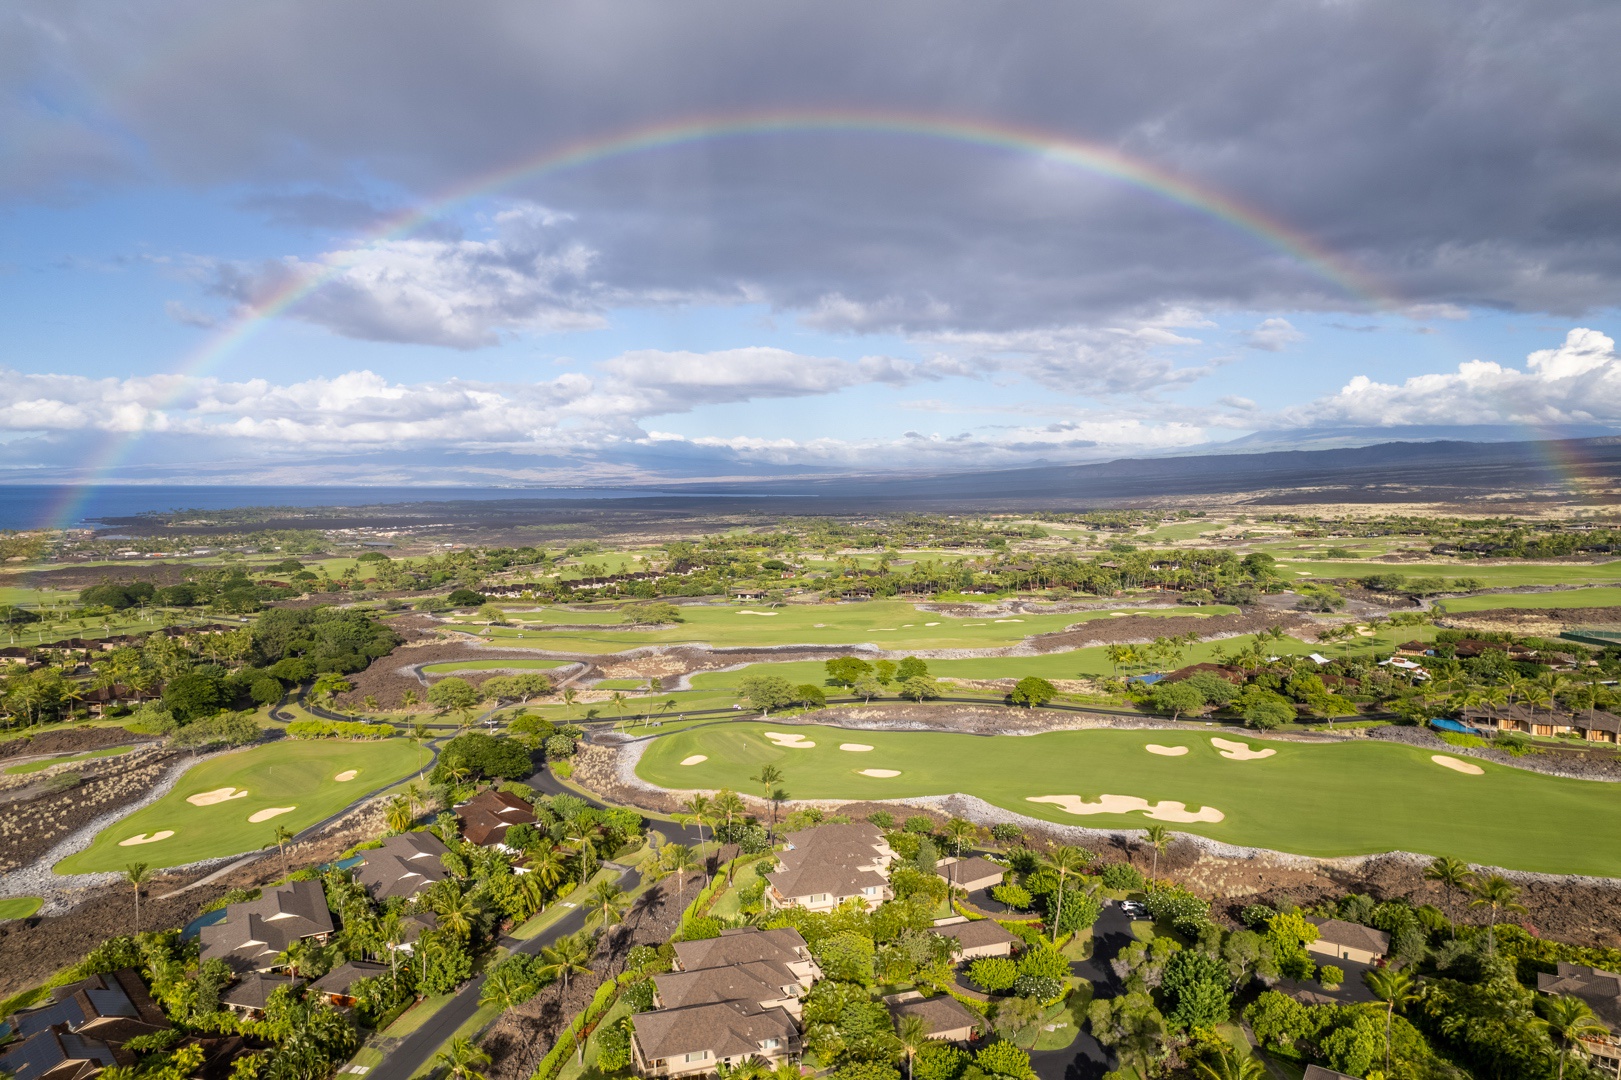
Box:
[2, 0, 1620, 486]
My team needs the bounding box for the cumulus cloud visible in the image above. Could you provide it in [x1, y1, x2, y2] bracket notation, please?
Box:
[1282, 329, 1621, 428]
[1245, 317, 1303, 352]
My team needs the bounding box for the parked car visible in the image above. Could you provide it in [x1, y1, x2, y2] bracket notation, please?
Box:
[1119, 900, 1147, 918]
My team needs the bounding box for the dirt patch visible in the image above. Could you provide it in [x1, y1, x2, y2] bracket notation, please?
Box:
[0, 726, 153, 761]
[1025, 609, 1317, 652]
[482, 871, 698, 1080]
[0, 748, 181, 872]
[1440, 605, 1621, 637]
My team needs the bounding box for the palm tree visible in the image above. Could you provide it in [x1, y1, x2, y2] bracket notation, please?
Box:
[712, 789, 746, 880]
[480, 964, 537, 1010]
[1193, 1044, 1265, 1080]
[386, 795, 415, 834]
[1537, 994, 1609, 1080]
[894, 1013, 931, 1080]
[411, 723, 431, 776]
[124, 863, 150, 934]
[683, 793, 712, 847]
[769, 787, 790, 832]
[538, 931, 594, 992]
[753, 765, 785, 831]
[1424, 856, 1474, 937]
[279, 938, 316, 979]
[945, 818, 978, 857]
[272, 824, 296, 876]
[435, 1036, 491, 1080]
[1045, 845, 1087, 942]
[660, 844, 701, 900]
[526, 839, 567, 893]
[561, 687, 579, 716]
[1144, 824, 1170, 880]
[1364, 967, 1419, 1075]
[584, 878, 630, 930]
[434, 882, 478, 939]
[1469, 873, 1528, 954]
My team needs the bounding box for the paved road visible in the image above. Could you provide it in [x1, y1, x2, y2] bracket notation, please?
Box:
[1028, 901, 1132, 1080]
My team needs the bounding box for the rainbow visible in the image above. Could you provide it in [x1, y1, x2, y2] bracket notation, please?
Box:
[39, 107, 1395, 529]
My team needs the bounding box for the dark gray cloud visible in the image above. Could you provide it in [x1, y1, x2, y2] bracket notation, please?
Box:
[5, 0, 1621, 337]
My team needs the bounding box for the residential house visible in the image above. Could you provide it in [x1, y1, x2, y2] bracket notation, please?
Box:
[455, 788, 537, 848]
[935, 857, 1005, 892]
[0, 969, 170, 1080]
[1574, 712, 1621, 744]
[766, 823, 896, 912]
[310, 961, 390, 1008]
[932, 918, 1018, 960]
[1305, 918, 1390, 966]
[1302, 1067, 1362, 1080]
[218, 973, 303, 1019]
[1394, 641, 1433, 658]
[884, 991, 982, 1043]
[199, 880, 335, 973]
[1537, 962, 1621, 1076]
[356, 831, 451, 900]
[633, 928, 818, 1078]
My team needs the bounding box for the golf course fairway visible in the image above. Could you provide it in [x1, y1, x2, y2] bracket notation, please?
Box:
[57, 739, 422, 874]
[637, 722, 1621, 876]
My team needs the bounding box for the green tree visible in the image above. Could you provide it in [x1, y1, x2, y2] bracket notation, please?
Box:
[1150, 680, 1205, 721]
[1425, 855, 1474, 936]
[974, 1040, 1034, 1080]
[968, 957, 1018, 992]
[1010, 677, 1056, 708]
[896, 656, 929, 680]
[826, 657, 875, 687]
[1193, 1044, 1265, 1080]
[895, 1013, 931, 1080]
[1363, 966, 1419, 1076]
[1537, 993, 1609, 1080]
[124, 862, 150, 934]
[537, 931, 594, 992]
[435, 1036, 490, 1080]
[1469, 873, 1528, 954]
[898, 676, 941, 702]
[739, 674, 796, 715]
[1043, 845, 1088, 943]
[584, 879, 630, 930]
[1162, 949, 1232, 1030]
[853, 675, 884, 703]
[1243, 696, 1295, 731]
[1143, 824, 1170, 879]
[428, 677, 481, 722]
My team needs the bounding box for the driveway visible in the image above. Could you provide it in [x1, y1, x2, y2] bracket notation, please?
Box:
[1028, 901, 1133, 1080]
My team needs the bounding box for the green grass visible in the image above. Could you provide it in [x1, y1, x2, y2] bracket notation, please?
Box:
[637, 722, 1621, 875]
[0, 897, 43, 920]
[56, 739, 423, 874]
[3, 746, 134, 775]
[1280, 558, 1621, 588]
[1436, 587, 1621, 612]
[465, 601, 1233, 655]
[419, 658, 571, 674]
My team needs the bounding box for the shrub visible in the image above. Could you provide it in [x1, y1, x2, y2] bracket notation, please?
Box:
[622, 602, 683, 625]
[991, 884, 1032, 910]
[445, 589, 485, 607]
[1012, 974, 1062, 1001]
[1319, 964, 1344, 988]
[1144, 884, 1211, 935]
[903, 815, 936, 834]
[285, 719, 396, 740]
[990, 823, 1023, 844]
[974, 1041, 1034, 1080]
[968, 957, 1018, 993]
[1016, 947, 1069, 982]
[867, 811, 894, 829]
[1099, 863, 1144, 891]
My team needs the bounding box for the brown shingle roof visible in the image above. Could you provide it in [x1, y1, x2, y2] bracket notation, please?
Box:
[888, 995, 980, 1037]
[673, 928, 812, 972]
[936, 857, 1005, 887]
[219, 973, 303, 1012]
[311, 961, 390, 998]
[1307, 917, 1391, 956]
[357, 831, 450, 899]
[934, 920, 1019, 952]
[654, 961, 802, 1010]
[455, 789, 536, 847]
[199, 881, 334, 972]
[1539, 962, 1621, 1031]
[632, 1001, 798, 1063]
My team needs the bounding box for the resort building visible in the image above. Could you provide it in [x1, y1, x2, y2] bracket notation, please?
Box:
[455, 789, 537, 848]
[356, 831, 452, 899]
[0, 969, 170, 1080]
[932, 917, 1019, 960]
[199, 880, 335, 973]
[766, 823, 896, 911]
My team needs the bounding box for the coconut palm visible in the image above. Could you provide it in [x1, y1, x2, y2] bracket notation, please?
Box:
[537, 931, 594, 992]
[584, 878, 630, 930]
[945, 818, 978, 857]
[526, 839, 567, 892]
[433, 882, 478, 939]
[480, 964, 537, 1011]
[1424, 856, 1474, 937]
[561, 687, 579, 716]
[1193, 1045, 1266, 1080]
[1045, 845, 1088, 942]
[435, 1036, 491, 1080]
[1537, 993, 1609, 1080]
[1469, 873, 1527, 954]
[894, 1013, 931, 1080]
[124, 862, 150, 934]
[1144, 824, 1170, 880]
[753, 765, 785, 829]
[1364, 967, 1420, 1075]
[386, 795, 415, 834]
[271, 824, 296, 875]
[660, 843, 701, 900]
[683, 793, 713, 847]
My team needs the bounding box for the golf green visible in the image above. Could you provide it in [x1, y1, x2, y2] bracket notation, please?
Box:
[0, 897, 42, 921]
[56, 739, 422, 875]
[637, 722, 1621, 876]
[1436, 587, 1621, 613]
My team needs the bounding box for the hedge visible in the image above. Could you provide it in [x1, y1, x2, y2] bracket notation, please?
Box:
[530, 976, 621, 1080]
[285, 719, 399, 740]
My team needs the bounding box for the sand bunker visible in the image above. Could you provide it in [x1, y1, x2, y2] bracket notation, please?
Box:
[187, 786, 248, 806]
[925, 622, 940, 626]
[334, 770, 358, 782]
[763, 731, 816, 748]
[859, 769, 902, 778]
[994, 618, 1025, 623]
[1145, 744, 1189, 757]
[839, 743, 875, 752]
[1109, 612, 1128, 617]
[1432, 754, 1484, 775]
[1211, 738, 1276, 761]
[680, 755, 709, 766]
[248, 806, 296, 823]
[119, 831, 175, 846]
[736, 610, 778, 616]
[1028, 794, 1224, 823]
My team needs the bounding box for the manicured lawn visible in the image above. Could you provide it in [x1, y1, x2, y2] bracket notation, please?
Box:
[1279, 558, 1621, 588]
[0, 897, 43, 920]
[57, 738, 422, 874]
[637, 722, 1621, 875]
[1436, 587, 1621, 612]
[464, 601, 1234, 655]
[3, 745, 134, 774]
[420, 658, 571, 674]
